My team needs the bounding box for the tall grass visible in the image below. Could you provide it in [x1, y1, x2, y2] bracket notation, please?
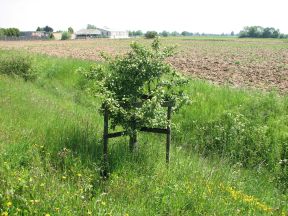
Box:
[0, 50, 287, 215]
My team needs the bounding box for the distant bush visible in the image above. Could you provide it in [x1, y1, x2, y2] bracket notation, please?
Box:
[129, 30, 143, 37]
[0, 28, 5, 36]
[181, 31, 193, 36]
[145, 31, 158, 39]
[68, 27, 74, 34]
[160, 31, 169, 37]
[0, 55, 36, 81]
[239, 26, 283, 38]
[0, 28, 20, 37]
[61, 31, 71, 40]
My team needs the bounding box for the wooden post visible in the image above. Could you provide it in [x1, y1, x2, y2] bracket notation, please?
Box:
[129, 120, 137, 152]
[166, 106, 172, 163]
[102, 107, 109, 178]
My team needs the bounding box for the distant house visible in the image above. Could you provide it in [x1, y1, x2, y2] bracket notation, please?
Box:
[75, 27, 129, 39]
[97, 27, 129, 39]
[75, 29, 102, 39]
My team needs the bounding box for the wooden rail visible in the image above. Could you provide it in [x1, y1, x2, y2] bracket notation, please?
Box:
[101, 102, 173, 178]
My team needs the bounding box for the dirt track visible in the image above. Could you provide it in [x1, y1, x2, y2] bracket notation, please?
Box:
[1, 38, 288, 93]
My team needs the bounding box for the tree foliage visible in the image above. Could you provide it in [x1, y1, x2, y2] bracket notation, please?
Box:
[78, 38, 189, 134]
[145, 31, 158, 39]
[36, 26, 53, 33]
[87, 24, 97, 29]
[61, 31, 71, 40]
[68, 27, 74, 34]
[171, 31, 180, 37]
[239, 26, 281, 38]
[0, 28, 20, 37]
[160, 31, 169, 37]
[181, 31, 193, 36]
[129, 30, 143, 37]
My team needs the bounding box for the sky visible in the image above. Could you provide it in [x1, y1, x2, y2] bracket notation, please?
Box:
[1, 0, 288, 34]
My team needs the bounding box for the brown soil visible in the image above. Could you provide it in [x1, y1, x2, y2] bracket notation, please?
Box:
[1, 38, 288, 93]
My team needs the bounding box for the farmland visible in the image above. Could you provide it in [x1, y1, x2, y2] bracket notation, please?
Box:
[0, 38, 288, 215]
[1, 37, 288, 93]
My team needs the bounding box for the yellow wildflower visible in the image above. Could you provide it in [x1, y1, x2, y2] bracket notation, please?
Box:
[45, 214, 50, 216]
[6, 201, 12, 207]
[101, 201, 106, 206]
[62, 176, 67, 180]
[1, 212, 8, 216]
[77, 173, 82, 177]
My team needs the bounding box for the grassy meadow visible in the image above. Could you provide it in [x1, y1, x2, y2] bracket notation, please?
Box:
[0, 47, 287, 215]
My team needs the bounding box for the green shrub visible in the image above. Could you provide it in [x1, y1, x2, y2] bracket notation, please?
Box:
[61, 31, 71, 40]
[0, 54, 36, 81]
[145, 31, 158, 39]
[79, 38, 189, 134]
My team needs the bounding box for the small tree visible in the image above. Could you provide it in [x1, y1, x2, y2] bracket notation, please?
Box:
[171, 31, 180, 36]
[68, 27, 74, 34]
[4, 28, 20, 37]
[61, 31, 71, 40]
[79, 38, 189, 142]
[145, 31, 158, 39]
[0, 28, 5, 36]
[87, 24, 97, 29]
[161, 31, 169, 37]
[43, 26, 53, 33]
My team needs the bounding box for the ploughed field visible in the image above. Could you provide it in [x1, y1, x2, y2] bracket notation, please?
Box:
[1, 37, 288, 93]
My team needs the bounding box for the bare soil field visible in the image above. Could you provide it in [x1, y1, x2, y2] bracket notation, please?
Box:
[1, 37, 288, 93]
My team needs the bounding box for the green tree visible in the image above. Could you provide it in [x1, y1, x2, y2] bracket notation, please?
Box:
[238, 26, 281, 38]
[79, 38, 189, 138]
[145, 31, 158, 39]
[68, 27, 74, 34]
[181, 31, 193, 36]
[135, 30, 143, 36]
[0, 28, 5, 36]
[43, 26, 53, 33]
[4, 28, 20, 37]
[171, 31, 180, 36]
[36, 27, 43, 31]
[87, 24, 97, 29]
[61, 31, 71, 40]
[160, 31, 169, 37]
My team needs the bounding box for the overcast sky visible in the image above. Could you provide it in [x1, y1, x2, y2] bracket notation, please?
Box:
[1, 0, 288, 34]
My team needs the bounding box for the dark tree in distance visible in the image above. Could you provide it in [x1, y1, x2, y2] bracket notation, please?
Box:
[87, 24, 97, 29]
[43, 26, 53, 33]
[68, 27, 74, 34]
[145, 31, 158, 39]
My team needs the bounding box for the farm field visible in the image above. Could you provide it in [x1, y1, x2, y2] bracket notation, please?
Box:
[1, 37, 288, 93]
[0, 39, 288, 215]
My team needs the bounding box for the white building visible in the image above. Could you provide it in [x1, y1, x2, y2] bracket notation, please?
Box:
[75, 27, 129, 39]
[97, 27, 129, 39]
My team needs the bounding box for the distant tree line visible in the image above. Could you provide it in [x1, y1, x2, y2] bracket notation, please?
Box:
[36, 26, 54, 33]
[0, 28, 20, 37]
[129, 30, 194, 39]
[239, 26, 288, 38]
[129, 30, 238, 39]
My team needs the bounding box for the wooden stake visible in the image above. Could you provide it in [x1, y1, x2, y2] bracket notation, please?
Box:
[129, 120, 137, 151]
[166, 106, 172, 163]
[102, 107, 109, 178]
